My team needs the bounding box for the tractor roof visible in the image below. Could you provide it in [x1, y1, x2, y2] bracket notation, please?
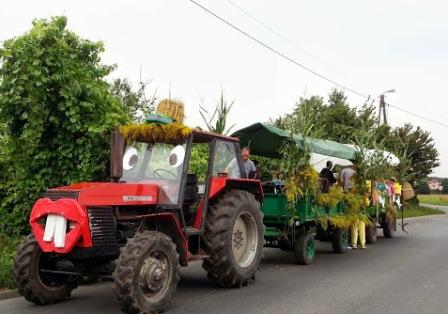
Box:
[192, 129, 239, 143]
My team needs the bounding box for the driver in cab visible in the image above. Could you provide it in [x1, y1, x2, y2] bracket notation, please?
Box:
[226, 147, 257, 179]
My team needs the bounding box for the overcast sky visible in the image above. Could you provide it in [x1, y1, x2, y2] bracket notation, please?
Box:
[1, 0, 447, 176]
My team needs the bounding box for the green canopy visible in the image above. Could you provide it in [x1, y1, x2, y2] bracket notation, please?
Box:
[232, 123, 356, 160]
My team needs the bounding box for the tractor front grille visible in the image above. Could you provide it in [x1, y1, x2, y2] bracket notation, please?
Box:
[44, 190, 78, 201]
[88, 207, 117, 247]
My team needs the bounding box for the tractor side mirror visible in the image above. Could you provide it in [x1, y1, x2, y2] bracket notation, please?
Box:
[111, 129, 124, 182]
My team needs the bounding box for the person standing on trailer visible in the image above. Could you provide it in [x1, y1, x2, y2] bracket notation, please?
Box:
[319, 160, 337, 192]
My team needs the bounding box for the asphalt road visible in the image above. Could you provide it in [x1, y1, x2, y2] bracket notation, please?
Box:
[2, 214, 448, 314]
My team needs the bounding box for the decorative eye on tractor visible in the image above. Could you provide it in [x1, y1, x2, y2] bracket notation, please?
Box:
[123, 146, 138, 170]
[169, 145, 185, 168]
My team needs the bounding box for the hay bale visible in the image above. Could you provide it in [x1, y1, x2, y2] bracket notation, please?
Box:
[156, 99, 185, 123]
[402, 181, 415, 201]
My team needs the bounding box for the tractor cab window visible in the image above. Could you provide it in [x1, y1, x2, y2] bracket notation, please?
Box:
[212, 140, 240, 178]
[121, 141, 187, 205]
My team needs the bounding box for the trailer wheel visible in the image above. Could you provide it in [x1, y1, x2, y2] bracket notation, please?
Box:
[331, 228, 348, 254]
[202, 190, 263, 287]
[114, 231, 179, 314]
[294, 230, 315, 265]
[14, 234, 78, 305]
[366, 222, 377, 244]
[382, 214, 396, 238]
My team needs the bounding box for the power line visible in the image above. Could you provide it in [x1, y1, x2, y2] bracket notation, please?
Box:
[188, 0, 370, 99]
[387, 103, 448, 128]
[189, 0, 448, 129]
[225, 0, 296, 47]
[224, 0, 338, 76]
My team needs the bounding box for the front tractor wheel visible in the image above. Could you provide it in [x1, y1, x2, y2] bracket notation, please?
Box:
[202, 190, 264, 287]
[113, 231, 180, 314]
[14, 234, 78, 305]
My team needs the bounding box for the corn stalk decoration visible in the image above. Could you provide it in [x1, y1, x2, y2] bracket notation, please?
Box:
[278, 102, 322, 220]
[199, 89, 235, 135]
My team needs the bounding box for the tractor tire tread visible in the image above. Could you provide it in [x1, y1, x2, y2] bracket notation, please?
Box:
[201, 190, 263, 287]
[13, 234, 77, 305]
[113, 231, 180, 314]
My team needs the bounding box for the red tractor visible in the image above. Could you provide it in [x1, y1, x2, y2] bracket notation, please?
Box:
[14, 126, 264, 313]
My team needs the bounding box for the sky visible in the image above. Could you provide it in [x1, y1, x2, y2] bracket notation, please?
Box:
[1, 0, 447, 176]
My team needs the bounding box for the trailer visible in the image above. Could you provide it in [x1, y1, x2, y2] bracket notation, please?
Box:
[233, 123, 358, 264]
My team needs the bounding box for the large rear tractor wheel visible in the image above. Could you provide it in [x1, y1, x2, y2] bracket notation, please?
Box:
[331, 228, 348, 254]
[14, 234, 78, 305]
[114, 231, 179, 314]
[366, 222, 377, 244]
[294, 230, 315, 265]
[382, 214, 396, 238]
[202, 190, 264, 287]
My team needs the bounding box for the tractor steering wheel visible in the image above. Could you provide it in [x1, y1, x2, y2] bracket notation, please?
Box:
[153, 168, 178, 180]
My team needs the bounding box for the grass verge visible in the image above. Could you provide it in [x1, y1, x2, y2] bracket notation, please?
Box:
[0, 234, 22, 289]
[418, 194, 448, 206]
[400, 205, 445, 218]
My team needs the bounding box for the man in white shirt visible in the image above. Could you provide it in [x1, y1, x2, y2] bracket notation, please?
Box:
[227, 147, 256, 178]
[341, 165, 356, 191]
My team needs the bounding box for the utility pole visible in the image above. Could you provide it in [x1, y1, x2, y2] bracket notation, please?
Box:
[378, 94, 387, 125]
[377, 89, 395, 125]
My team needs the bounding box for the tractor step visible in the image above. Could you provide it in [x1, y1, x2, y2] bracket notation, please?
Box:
[185, 227, 202, 235]
[187, 249, 209, 261]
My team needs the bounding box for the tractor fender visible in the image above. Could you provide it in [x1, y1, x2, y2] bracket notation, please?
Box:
[135, 212, 189, 266]
[209, 177, 264, 203]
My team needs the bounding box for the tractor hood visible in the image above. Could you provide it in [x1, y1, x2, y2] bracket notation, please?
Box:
[48, 182, 159, 206]
[30, 182, 159, 254]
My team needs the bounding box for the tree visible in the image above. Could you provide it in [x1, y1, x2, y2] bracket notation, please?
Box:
[0, 16, 128, 235]
[384, 124, 439, 183]
[441, 178, 448, 194]
[274, 89, 380, 143]
[271, 89, 439, 183]
[110, 77, 157, 123]
[416, 178, 430, 195]
[199, 89, 235, 135]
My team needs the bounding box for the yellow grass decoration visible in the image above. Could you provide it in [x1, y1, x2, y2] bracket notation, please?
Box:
[119, 123, 192, 144]
[317, 213, 371, 231]
[317, 186, 344, 208]
[157, 99, 185, 123]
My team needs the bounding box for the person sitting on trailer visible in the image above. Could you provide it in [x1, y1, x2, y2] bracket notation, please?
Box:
[319, 161, 337, 192]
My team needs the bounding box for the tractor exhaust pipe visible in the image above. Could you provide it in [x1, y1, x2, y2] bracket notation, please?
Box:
[110, 128, 124, 182]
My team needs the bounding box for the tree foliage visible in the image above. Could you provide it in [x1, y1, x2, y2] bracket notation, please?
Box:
[0, 16, 128, 235]
[273, 89, 439, 183]
[274, 90, 378, 143]
[441, 178, 448, 194]
[384, 124, 439, 183]
[416, 178, 430, 194]
[110, 77, 157, 123]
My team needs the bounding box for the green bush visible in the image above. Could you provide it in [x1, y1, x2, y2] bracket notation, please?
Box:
[0, 234, 22, 289]
[0, 16, 129, 236]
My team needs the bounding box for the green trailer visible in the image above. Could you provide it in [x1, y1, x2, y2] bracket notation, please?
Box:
[233, 123, 357, 265]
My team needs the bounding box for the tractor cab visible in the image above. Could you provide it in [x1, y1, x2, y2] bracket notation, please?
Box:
[113, 127, 260, 232]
